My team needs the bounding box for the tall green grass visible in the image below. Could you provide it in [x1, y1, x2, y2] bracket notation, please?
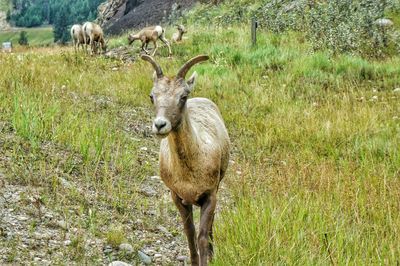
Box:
[0, 25, 399, 264]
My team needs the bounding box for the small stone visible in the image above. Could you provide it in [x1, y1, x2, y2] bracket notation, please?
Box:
[64, 240, 72, 246]
[17, 215, 29, 221]
[140, 187, 157, 197]
[143, 248, 156, 256]
[59, 178, 73, 189]
[394, 88, 400, 93]
[119, 243, 133, 254]
[109, 261, 132, 266]
[374, 18, 394, 27]
[177, 255, 188, 262]
[150, 176, 161, 181]
[157, 225, 171, 236]
[56, 220, 67, 230]
[140, 147, 148, 151]
[104, 245, 113, 254]
[154, 253, 162, 259]
[44, 213, 54, 219]
[371, 95, 378, 101]
[138, 250, 152, 264]
[112, 67, 118, 71]
[41, 260, 51, 265]
[33, 232, 49, 240]
[108, 260, 132, 266]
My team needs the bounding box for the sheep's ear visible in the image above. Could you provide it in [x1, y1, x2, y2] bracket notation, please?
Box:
[186, 71, 197, 92]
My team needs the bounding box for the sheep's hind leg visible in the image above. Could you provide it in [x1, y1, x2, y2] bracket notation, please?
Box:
[142, 42, 150, 55]
[198, 192, 217, 266]
[171, 191, 199, 266]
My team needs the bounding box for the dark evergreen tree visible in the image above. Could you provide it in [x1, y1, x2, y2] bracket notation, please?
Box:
[7, 0, 104, 28]
[18, 31, 29, 46]
[53, 3, 70, 44]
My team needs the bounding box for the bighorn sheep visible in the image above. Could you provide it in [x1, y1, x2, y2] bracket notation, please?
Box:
[171, 24, 187, 43]
[141, 54, 230, 266]
[128, 25, 172, 56]
[82, 21, 107, 54]
[70, 24, 86, 52]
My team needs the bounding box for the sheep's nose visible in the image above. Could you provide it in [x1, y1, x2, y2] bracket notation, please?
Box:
[154, 120, 167, 131]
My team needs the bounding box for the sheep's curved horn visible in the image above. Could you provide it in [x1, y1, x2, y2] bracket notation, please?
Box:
[176, 55, 209, 79]
[141, 54, 163, 78]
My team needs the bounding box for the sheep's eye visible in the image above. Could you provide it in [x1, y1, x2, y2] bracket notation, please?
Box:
[149, 94, 154, 103]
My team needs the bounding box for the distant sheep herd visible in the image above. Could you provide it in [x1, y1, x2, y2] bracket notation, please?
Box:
[70, 21, 186, 56]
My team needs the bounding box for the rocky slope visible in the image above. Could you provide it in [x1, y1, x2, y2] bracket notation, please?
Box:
[0, 11, 11, 31]
[97, 0, 196, 35]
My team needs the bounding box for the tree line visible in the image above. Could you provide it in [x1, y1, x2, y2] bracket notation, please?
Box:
[7, 0, 103, 43]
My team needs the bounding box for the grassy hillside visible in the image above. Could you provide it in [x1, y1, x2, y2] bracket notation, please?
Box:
[0, 0, 10, 12]
[0, 26, 54, 46]
[0, 25, 399, 265]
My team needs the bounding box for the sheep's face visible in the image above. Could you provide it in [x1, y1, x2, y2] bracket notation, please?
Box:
[128, 34, 135, 45]
[150, 73, 196, 138]
[178, 25, 187, 33]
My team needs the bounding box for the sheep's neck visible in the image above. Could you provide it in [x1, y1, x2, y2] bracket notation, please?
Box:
[167, 112, 198, 169]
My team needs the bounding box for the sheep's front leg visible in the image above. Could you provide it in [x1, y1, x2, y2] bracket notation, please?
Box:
[171, 191, 199, 266]
[198, 192, 217, 266]
[159, 36, 172, 56]
[151, 40, 158, 56]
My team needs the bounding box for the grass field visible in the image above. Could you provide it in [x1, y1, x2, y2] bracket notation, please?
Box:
[0, 24, 399, 264]
[0, 26, 54, 47]
[0, 0, 10, 12]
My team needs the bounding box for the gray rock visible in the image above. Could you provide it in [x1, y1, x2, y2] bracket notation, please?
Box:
[138, 250, 152, 264]
[150, 176, 161, 181]
[177, 255, 188, 262]
[374, 18, 394, 27]
[157, 225, 172, 236]
[56, 220, 67, 230]
[17, 215, 29, 221]
[59, 177, 73, 189]
[109, 261, 132, 266]
[33, 232, 50, 240]
[119, 243, 134, 254]
[154, 253, 162, 259]
[140, 186, 157, 197]
[104, 245, 113, 254]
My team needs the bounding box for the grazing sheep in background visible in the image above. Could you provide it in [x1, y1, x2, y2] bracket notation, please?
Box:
[128, 25, 172, 56]
[82, 21, 107, 55]
[70, 24, 86, 52]
[171, 24, 187, 43]
[141, 54, 230, 266]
